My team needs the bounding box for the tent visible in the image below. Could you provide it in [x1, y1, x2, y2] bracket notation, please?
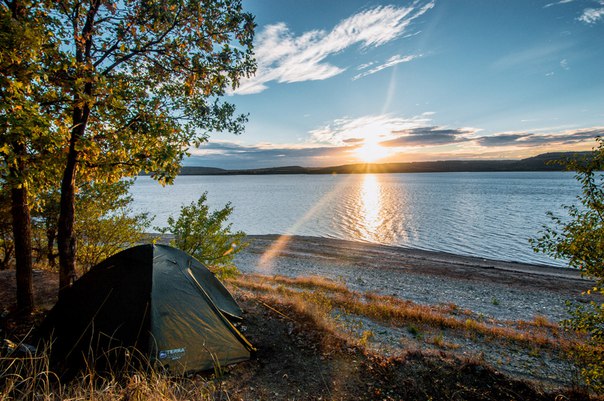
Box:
[37, 244, 253, 375]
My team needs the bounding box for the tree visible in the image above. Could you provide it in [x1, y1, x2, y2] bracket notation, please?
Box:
[0, 0, 65, 312]
[531, 137, 604, 392]
[45, 0, 255, 294]
[32, 180, 151, 272]
[160, 192, 247, 278]
[0, 189, 14, 270]
[73, 180, 151, 272]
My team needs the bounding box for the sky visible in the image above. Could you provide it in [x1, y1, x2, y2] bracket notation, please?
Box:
[187, 0, 604, 169]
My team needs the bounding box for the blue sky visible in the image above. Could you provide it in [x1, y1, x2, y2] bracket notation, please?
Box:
[188, 0, 604, 169]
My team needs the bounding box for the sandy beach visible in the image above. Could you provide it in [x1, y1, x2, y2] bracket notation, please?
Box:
[234, 234, 591, 324]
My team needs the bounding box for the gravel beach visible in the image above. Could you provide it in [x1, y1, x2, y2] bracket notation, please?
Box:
[234, 234, 591, 323]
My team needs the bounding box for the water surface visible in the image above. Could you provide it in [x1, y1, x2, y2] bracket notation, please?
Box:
[130, 172, 578, 266]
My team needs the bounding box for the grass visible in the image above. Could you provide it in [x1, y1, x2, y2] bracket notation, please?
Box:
[0, 349, 222, 401]
[1, 269, 600, 400]
[230, 273, 583, 352]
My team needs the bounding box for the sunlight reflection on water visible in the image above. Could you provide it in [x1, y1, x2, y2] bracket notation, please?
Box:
[359, 174, 382, 242]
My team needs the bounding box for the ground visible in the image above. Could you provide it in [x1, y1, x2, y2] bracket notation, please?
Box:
[0, 236, 601, 400]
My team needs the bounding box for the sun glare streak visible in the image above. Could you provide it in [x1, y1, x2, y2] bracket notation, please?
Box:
[381, 65, 398, 114]
[258, 175, 356, 271]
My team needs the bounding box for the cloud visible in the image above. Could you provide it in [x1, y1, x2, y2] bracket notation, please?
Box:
[380, 127, 476, 147]
[309, 114, 432, 145]
[352, 54, 421, 80]
[579, 2, 604, 24]
[233, 2, 435, 95]
[492, 43, 571, 71]
[356, 61, 375, 71]
[475, 128, 604, 147]
[187, 126, 602, 169]
[188, 141, 352, 169]
[543, 0, 574, 8]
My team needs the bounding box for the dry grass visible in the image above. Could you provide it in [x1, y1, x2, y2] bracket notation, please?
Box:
[230, 273, 582, 352]
[0, 350, 221, 401]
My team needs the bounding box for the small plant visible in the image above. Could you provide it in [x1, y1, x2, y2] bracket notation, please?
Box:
[359, 330, 374, 347]
[160, 192, 247, 279]
[491, 297, 500, 306]
[532, 314, 551, 328]
[429, 333, 445, 348]
[528, 347, 541, 358]
[407, 324, 422, 338]
[464, 319, 480, 332]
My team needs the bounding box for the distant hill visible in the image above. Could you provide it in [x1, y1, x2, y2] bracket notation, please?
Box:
[176, 151, 592, 176]
[178, 166, 228, 175]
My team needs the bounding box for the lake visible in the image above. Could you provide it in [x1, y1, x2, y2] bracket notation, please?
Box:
[130, 171, 579, 267]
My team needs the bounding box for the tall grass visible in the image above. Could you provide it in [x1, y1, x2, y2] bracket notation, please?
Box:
[0, 348, 221, 401]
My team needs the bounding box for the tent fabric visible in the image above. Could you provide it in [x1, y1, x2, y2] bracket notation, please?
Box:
[37, 244, 252, 375]
[152, 244, 244, 320]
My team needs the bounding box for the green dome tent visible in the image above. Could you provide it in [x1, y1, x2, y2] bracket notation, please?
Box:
[38, 244, 253, 375]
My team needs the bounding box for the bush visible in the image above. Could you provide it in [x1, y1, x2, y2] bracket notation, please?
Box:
[32, 180, 151, 273]
[531, 137, 604, 392]
[160, 192, 247, 279]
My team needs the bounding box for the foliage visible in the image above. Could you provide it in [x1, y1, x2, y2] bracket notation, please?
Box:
[74, 180, 151, 272]
[531, 136, 604, 392]
[38, 0, 256, 289]
[44, 0, 256, 182]
[563, 300, 604, 391]
[31, 180, 151, 273]
[0, 0, 67, 197]
[0, 0, 67, 310]
[160, 192, 247, 278]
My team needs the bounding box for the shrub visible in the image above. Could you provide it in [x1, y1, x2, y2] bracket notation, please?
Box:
[160, 192, 247, 279]
[531, 137, 604, 392]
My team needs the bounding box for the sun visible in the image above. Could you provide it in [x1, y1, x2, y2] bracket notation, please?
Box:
[355, 140, 390, 162]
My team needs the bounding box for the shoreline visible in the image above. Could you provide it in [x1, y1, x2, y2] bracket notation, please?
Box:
[233, 234, 591, 323]
[239, 234, 584, 280]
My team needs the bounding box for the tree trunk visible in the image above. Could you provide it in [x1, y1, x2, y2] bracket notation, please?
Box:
[57, 0, 98, 297]
[58, 101, 92, 295]
[11, 171, 33, 313]
[57, 148, 78, 295]
[8, 0, 34, 315]
[46, 225, 57, 269]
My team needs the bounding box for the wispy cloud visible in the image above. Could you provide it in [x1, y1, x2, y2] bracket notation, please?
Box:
[492, 43, 571, 71]
[579, 1, 604, 24]
[233, 2, 435, 95]
[352, 54, 421, 80]
[356, 61, 375, 71]
[543, 0, 574, 8]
